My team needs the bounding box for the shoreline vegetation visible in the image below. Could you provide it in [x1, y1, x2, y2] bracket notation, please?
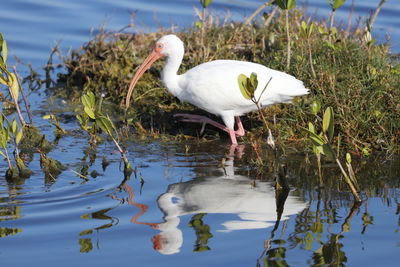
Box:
[51, 1, 399, 156]
[0, 1, 398, 201]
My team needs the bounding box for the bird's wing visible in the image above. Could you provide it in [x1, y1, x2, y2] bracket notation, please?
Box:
[178, 60, 308, 116]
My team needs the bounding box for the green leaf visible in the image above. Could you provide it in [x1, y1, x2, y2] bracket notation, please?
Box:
[246, 78, 255, 96]
[11, 119, 18, 135]
[195, 21, 203, 29]
[329, 0, 346, 10]
[346, 152, 351, 164]
[318, 26, 328, 35]
[84, 106, 96, 120]
[96, 115, 114, 136]
[81, 91, 95, 109]
[322, 107, 334, 140]
[362, 147, 370, 157]
[238, 74, 251, 100]
[287, 0, 296, 9]
[9, 73, 19, 101]
[249, 72, 258, 91]
[15, 129, 23, 145]
[301, 21, 307, 38]
[200, 0, 212, 8]
[307, 130, 326, 146]
[0, 75, 7, 86]
[275, 0, 296, 10]
[310, 100, 321, 115]
[0, 150, 6, 158]
[320, 144, 335, 159]
[107, 115, 117, 133]
[308, 122, 316, 134]
[0, 134, 7, 149]
[308, 22, 314, 37]
[0, 33, 7, 64]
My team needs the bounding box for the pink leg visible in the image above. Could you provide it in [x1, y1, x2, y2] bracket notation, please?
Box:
[174, 114, 245, 144]
[235, 116, 245, 137]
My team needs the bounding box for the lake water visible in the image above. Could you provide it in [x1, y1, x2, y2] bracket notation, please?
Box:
[0, 1, 399, 266]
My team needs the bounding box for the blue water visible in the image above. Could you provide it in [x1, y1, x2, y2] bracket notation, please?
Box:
[0, 0, 398, 69]
[0, 1, 399, 266]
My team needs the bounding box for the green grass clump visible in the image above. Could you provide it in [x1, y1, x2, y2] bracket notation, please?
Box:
[52, 9, 400, 154]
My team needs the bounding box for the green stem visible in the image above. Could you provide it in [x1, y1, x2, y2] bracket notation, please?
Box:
[308, 40, 316, 79]
[111, 137, 129, 165]
[335, 157, 361, 202]
[13, 66, 33, 124]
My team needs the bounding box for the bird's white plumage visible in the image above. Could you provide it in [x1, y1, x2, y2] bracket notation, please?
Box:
[127, 34, 309, 143]
[156, 35, 308, 129]
[179, 60, 307, 114]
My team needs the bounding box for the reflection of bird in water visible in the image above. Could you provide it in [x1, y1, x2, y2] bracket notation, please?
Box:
[151, 157, 306, 255]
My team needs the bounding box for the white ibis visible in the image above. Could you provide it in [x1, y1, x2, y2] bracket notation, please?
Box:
[126, 34, 309, 144]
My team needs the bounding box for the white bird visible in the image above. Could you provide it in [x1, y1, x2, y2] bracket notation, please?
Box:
[126, 34, 309, 144]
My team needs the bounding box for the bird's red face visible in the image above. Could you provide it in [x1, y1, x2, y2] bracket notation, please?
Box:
[125, 42, 165, 108]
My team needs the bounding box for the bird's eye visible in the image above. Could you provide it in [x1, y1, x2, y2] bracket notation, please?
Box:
[155, 43, 164, 52]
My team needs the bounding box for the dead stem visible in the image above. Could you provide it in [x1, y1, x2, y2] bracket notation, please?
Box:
[368, 0, 386, 30]
[244, 0, 273, 25]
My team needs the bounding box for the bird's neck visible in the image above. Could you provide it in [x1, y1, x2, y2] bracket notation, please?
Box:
[161, 54, 183, 97]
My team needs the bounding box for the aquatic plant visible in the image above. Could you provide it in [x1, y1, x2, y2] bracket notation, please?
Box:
[38, 139, 65, 183]
[76, 91, 132, 175]
[305, 106, 361, 202]
[42, 113, 67, 139]
[238, 72, 275, 149]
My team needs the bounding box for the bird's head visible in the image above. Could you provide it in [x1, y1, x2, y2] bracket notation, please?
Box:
[125, 34, 184, 108]
[154, 34, 184, 58]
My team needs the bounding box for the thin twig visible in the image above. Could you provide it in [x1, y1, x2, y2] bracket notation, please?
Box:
[368, 0, 386, 30]
[264, 6, 279, 28]
[244, 0, 273, 25]
[345, 0, 355, 37]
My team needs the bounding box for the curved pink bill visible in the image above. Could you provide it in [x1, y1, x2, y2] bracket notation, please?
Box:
[125, 49, 164, 108]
